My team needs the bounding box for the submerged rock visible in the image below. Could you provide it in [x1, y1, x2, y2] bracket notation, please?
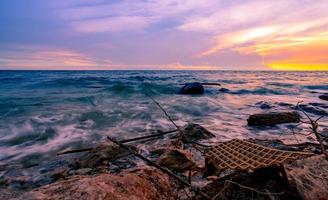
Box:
[157, 149, 196, 172]
[183, 123, 215, 141]
[24, 168, 176, 200]
[179, 82, 204, 94]
[319, 94, 328, 101]
[255, 101, 273, 109]
[247, 111, 300, 126]
[76, 143, 137, 168]
[219, 88, 230, 92]
[286, 155, 328, 200]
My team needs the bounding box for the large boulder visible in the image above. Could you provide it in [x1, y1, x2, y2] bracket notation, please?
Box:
[286, 155, 328, 200]
[179, 82, 204, 94]
[183, 123, 215, 141]
[319, 94, 328, 101]
[24, 168, 176, 200]
[247, 111, 300, 126]
[157, 149, 196, 172]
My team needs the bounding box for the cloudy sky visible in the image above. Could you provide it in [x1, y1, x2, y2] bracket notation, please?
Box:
[0, 0, 327, 70]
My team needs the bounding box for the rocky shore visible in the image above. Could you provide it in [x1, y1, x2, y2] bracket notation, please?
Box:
[1, 82, 328, 200]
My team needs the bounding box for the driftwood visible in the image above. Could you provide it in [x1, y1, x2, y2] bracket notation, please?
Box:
[107, 136, 211, 200]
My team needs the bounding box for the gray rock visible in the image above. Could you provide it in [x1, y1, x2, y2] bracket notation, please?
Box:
[179, 82, 204, 94]
[247, 111, 300, 126]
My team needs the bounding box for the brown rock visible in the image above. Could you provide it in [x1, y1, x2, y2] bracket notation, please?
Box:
[183, 123, 215, 141]
[157, 149, 196, 172]
[23, 168, 176, 200]
[247, 111, 300, 126]
[286, 155, 328, 200]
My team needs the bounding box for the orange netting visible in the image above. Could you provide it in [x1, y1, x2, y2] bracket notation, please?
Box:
[205, 139, 313, 172]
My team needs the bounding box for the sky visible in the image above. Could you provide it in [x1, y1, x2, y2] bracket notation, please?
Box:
[0, 0, 328, 70]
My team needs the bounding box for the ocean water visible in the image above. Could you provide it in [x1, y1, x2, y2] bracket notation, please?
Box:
[0, 70, 327, 175]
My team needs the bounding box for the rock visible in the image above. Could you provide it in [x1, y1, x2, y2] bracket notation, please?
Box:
[255, 101, 273, 109]
[70, 168, 92, 175]
[247, 111, 300, 126]
[219, 88, 230, 92]
[157, 149, 196, 172]
[179, 82, 204, 94]
[24, 168, 176, 200]
[198, 165, 299, 199]
[319, 94, 328, 101]
[76, 143, 137, 168]
[286, 155, 328, 200]
[183, 123, 215, 141]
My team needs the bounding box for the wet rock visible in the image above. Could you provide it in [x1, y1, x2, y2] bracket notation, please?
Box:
[157, 149, 196, 172]
[286, 155, 328, 200]
[276, 102, 293, 107]
[247, 111, 300, 126]
[24, 168, 177, 200]
[319, 94, 328, 101]
[183, 123, 215, 141]
[76, 143, 137, 168]
[219, 88, 230, 92]
[255, 101, 273, 109]
[179, 82, 204, 94]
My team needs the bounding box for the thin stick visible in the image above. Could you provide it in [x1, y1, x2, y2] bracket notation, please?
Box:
[119, 129, 178, 143]
[107, 136, 211, 200]
[57, 147, 93, 155]
[296, 102, 327, 158]
[146, 93, 210, 149]
[57, 129, 178, 156]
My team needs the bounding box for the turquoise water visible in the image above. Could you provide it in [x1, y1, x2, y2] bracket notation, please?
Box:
[0, 70, 327, 170]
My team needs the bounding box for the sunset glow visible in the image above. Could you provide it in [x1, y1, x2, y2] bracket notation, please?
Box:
[1, 0, 328, 70]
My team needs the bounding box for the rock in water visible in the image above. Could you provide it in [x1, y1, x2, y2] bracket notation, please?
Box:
[179, 82, 204, 94]
[157, 149, 196, 172]
[183, 123, 215, 141]
[319, 94, 328, 101]
[219, 88, 229, 92]
[24, 168, 176, 200]
[247, 111, 300, 126]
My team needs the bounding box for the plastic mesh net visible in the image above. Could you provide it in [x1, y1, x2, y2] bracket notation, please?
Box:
[205, 139, 313, 172]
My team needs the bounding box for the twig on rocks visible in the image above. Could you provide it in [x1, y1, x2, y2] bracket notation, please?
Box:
[296, 102, 328, 158]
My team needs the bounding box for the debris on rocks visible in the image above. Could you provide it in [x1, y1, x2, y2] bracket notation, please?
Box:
[247, 111, 300, 126]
